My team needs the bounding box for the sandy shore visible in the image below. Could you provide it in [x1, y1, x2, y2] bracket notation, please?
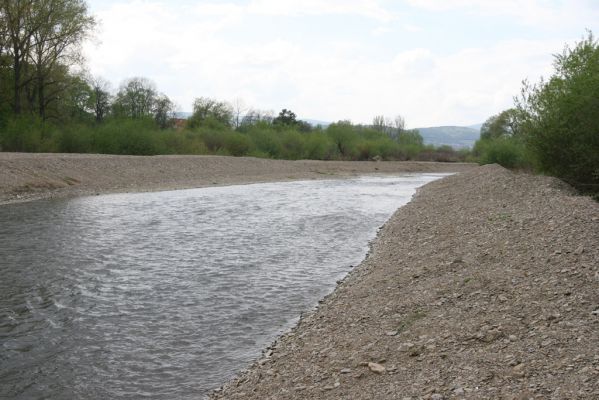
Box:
[211, 165, 599, 399]
[0, 153, 475, 205]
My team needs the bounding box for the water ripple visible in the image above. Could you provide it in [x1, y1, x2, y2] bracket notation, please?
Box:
[0, 174, 445, 399]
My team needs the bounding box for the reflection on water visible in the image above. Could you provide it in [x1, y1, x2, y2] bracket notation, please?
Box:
[0, 174, 444, 399]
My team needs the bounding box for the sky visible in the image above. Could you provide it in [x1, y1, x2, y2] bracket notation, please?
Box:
[83, 0, 599, 127]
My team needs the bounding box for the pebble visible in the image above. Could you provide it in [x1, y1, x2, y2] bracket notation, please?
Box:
[367, 362, 386, 374]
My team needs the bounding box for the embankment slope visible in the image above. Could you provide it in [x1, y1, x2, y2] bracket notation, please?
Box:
[0, 153, 474, 204]
[212, 164, 599, 399]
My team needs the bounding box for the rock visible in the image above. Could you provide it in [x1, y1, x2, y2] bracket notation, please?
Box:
[574, 245, 585, 255]
[385, 330, 399, 336]
[367, 362, 386, 374]
[431, 394, 444, 400]
[340, 368, 352, 374]
[513, 363, 526, 377]
[453, 387, 465, 395]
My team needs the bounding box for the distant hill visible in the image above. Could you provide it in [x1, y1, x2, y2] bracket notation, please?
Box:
[416, 125, 481, 148]
[174, 112, 192, 119]
[302, 119, 331, 128]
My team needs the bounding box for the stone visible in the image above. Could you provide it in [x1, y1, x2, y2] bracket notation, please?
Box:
[368, 362, 386, 374]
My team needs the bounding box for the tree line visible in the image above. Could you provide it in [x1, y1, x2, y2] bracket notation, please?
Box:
[0, 1, 468, 162]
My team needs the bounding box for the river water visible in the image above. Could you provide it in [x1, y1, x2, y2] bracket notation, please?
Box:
[0, 174, 444, 399]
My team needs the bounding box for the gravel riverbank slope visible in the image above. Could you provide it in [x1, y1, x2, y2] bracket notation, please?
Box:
[0, 153, 474, 204]
[211, 164, 599, 399]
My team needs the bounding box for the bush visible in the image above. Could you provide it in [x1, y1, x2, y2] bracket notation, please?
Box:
[224, 133, 253, 156]
[517, 32, 599, 188]
[475, 137, 529, 169]
[0, 116, 47, 152]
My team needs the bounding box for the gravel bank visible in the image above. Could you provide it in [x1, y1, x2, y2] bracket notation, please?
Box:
[0, 153, 474, 204]
[211, 164, 599, 399]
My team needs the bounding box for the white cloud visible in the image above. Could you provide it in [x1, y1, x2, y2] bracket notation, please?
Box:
[405, 0, 599, 27]
[247, 0, 397, 22]
[84, 0, 591, 126]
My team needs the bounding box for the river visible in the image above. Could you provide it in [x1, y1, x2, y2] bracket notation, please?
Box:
[0, 174, 444, 399]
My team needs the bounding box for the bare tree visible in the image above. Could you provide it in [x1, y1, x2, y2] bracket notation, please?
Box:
[372, 115, 386, 132]
[394, 115, 405, 132]
[231, 97, 248, 129]
[241, 108, 274, 126]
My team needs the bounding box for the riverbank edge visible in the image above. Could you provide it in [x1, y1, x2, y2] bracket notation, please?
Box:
[210, 164, 599, 399]
[0, 153, 476, 205]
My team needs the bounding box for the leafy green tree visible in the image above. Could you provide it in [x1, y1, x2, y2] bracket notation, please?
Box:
[0, 0, 94, 116]
[29, 0, 95, 120]
[273, 108, 297, 126]
[153, 94, 176, 129]
[88, 76, 111, 123]
[188, 97, 233, 128]
[112, 77, 157, 119]
[480, 108, 521, 140]
[397, 129, 424, 147]
[516, 31, 599, 188]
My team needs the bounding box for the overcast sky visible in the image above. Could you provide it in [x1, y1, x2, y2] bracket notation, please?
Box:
[83, 0, 599, 127]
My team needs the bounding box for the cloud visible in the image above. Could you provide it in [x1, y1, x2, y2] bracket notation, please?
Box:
[405, 0, 599, 27]
[83, 0, 590, 126]
[247, 0, 397, 22]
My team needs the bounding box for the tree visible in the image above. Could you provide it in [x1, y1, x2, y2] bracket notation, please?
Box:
[28, 0, 95, 120]
[231, 97, 248, 129]
[371, 115, 387, 132]
[397, 129, 423, 147]
[113, 77, 157, 119]
[394, 115, 405, 132]
[516, 31, 599, 187]
[241, 108, 274, 127]
[0, 0, 94, 116]
[188, 97, 233, 128]
[2, 0, 39, 114]
[153, 94, 176, 129]
[88, 75, 111, 123]
[273, 108, 297, 126]
[480, 109, 521, 140]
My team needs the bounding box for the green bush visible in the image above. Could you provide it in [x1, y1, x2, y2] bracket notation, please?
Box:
[224, 133, 253, 156]
[55, 125, 93, 153]
[0, 116, 47, 152]
[517, 32, 599, 188]
[475, 137, 529, 169]
[303, 133, 336, 160]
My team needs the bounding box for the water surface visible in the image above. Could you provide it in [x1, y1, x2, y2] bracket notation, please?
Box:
[0, 174, 444, 399]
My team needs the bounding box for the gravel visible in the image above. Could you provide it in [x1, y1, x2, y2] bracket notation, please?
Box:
[0, 153, 474, 204]
[211, 164, 599, 400]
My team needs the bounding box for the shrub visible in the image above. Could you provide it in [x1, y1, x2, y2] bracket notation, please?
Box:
[475, 137, 529, 169]
[517, 32, 599, 188]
